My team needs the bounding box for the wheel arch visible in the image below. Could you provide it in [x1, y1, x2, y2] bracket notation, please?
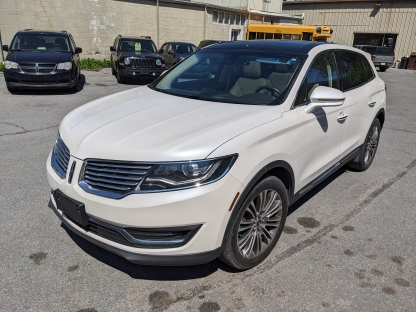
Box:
[376, 108, 385, 129]
[221, 160, 295, 247]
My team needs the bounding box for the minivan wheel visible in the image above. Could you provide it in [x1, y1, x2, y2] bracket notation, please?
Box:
[220, 176, 288, 270]
[347, 118, 381, 171]
[379, 66, 387, 72]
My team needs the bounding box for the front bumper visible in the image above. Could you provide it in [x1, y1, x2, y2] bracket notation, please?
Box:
[46, 152, 244, 265]
[119, 67, 164, 78]
[4, 69, 75, 89]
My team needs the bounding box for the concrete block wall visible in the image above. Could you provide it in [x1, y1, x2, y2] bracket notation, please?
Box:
[0, 0, 252, 60]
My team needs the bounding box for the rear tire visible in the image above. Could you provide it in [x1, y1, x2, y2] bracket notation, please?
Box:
[220, 176, 288, 270]
[379, 66, 387, 72]
[347, 118, 381, 171]
[112, 65, 116, 76]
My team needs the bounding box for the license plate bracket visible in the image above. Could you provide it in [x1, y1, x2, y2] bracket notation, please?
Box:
[53, 189, 89, 226]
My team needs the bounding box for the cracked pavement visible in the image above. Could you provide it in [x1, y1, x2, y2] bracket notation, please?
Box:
[0, 69, 415, 312]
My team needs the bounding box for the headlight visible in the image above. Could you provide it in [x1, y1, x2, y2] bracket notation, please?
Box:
[57, 62, 72, 70]
[5, 61, 18, 69]
[155, 59, 162, 66]
[124, 57, 131, 65]
[140, 155, 237, 191]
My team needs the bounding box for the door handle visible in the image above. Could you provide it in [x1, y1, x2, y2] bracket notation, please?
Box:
[337, 113, 348, 122]
[368, 100, 376, 107]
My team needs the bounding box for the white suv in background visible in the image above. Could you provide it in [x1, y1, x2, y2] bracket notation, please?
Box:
[46, 41, 386, 270]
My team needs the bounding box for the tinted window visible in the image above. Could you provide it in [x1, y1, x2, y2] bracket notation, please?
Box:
[152, 50, 304, 106]
[361, 46, 377, 54]
[118, 39, 157, 53]
[377, 47, 394, 55]
[10, 34, 71, 52]
[360, 54, 375, 82]
[335, 51, 367, 91]
[274, 34, 282, 39]
[174, 43, 197, 55]
[295, 51, 339, 105]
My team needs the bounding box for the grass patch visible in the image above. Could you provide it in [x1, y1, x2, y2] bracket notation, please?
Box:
[0, 62, 3, 72]
[79, 58, 111, 71]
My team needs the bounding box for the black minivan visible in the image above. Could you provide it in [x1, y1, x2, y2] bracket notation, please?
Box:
[2, 29, 82, 92]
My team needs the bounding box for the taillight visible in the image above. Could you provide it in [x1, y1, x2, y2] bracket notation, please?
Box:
[371, 55, 376, 61]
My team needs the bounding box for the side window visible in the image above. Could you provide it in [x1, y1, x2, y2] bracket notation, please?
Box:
[69, 35, 76, 52]
[295, 51, 340, 106]
[335, 51, 367, 91]
[360, 54, 375, 82]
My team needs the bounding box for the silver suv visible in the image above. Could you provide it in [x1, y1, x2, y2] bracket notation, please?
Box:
[355, 45, 395, 72]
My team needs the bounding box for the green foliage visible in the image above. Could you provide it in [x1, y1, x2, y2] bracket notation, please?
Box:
[0, 62, 4, 72]
[79, 58, 111, 71]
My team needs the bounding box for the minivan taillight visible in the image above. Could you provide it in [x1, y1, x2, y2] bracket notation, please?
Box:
[371, 55, 376, 61]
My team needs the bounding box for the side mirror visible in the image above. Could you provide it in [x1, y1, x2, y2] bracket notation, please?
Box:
[2, 45, 8, 52]
[110, 46, 116, 52]
[304, 86, 345, 114]
[74, 47, 82, 54]
[158, 48, 163, 54]
[168, 50, 174, 55]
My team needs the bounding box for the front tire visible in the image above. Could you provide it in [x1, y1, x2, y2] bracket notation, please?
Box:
[220, 176, 288, 270]
[347, 118, 381, 171]
[116, 68, 124, 84]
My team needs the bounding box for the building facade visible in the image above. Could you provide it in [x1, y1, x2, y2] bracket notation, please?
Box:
[0, 0, 301, 59]
[283, 0, 416, 59]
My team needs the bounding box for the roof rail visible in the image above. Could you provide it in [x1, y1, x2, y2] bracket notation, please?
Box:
[61, 30, 67, 33]
[141, 36, 151, 39]
[23, 28, 34, 31]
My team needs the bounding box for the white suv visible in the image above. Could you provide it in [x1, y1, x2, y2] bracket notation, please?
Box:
[46, 41, 386, 270]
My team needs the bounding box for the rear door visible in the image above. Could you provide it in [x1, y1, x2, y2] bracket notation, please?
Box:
[335, 50, 385, 155]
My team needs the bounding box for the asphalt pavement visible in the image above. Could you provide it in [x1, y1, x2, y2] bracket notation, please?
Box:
[0, 68, 415, 312]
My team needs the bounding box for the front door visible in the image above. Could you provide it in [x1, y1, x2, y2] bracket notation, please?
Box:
[294, 51, 349, 190]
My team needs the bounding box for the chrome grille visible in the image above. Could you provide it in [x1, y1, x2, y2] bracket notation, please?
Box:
[19, 63, 56, 73]
[131, 58, 156, 68]
[81, 160, 152, 194]
[51, 136, 70, 178]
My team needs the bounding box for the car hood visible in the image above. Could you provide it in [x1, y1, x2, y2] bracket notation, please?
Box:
[60, 87, 282, 162]
[6, 51, 71, 63]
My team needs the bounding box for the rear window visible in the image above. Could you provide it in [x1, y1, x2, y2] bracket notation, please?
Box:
[361, 46, 377, 54]
[376, 47, 394, 55]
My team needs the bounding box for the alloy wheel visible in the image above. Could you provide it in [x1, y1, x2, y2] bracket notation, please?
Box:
[237, 189, 282, 259]
[364, 124, 379, 164]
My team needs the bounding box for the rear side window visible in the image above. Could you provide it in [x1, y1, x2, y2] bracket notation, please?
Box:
[335, 51, 367, 91]
[361, 46, 377, 54]
[360, 54, 375, 82]
[377, 47, 394, 55]
[294, 51, 340, 106]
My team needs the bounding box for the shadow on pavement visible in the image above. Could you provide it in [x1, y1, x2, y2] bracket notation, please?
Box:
[288, 168, 347, 216]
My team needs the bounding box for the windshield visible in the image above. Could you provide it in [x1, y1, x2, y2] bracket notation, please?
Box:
[119, 39, 157, 53]
[151, 49, 304, 105]
[174, 43, 197, 55]
[10, 34, 71, 52]
[361, 46, 377, 54]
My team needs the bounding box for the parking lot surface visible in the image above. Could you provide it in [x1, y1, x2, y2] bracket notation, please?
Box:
[1, 69, 415, 312]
